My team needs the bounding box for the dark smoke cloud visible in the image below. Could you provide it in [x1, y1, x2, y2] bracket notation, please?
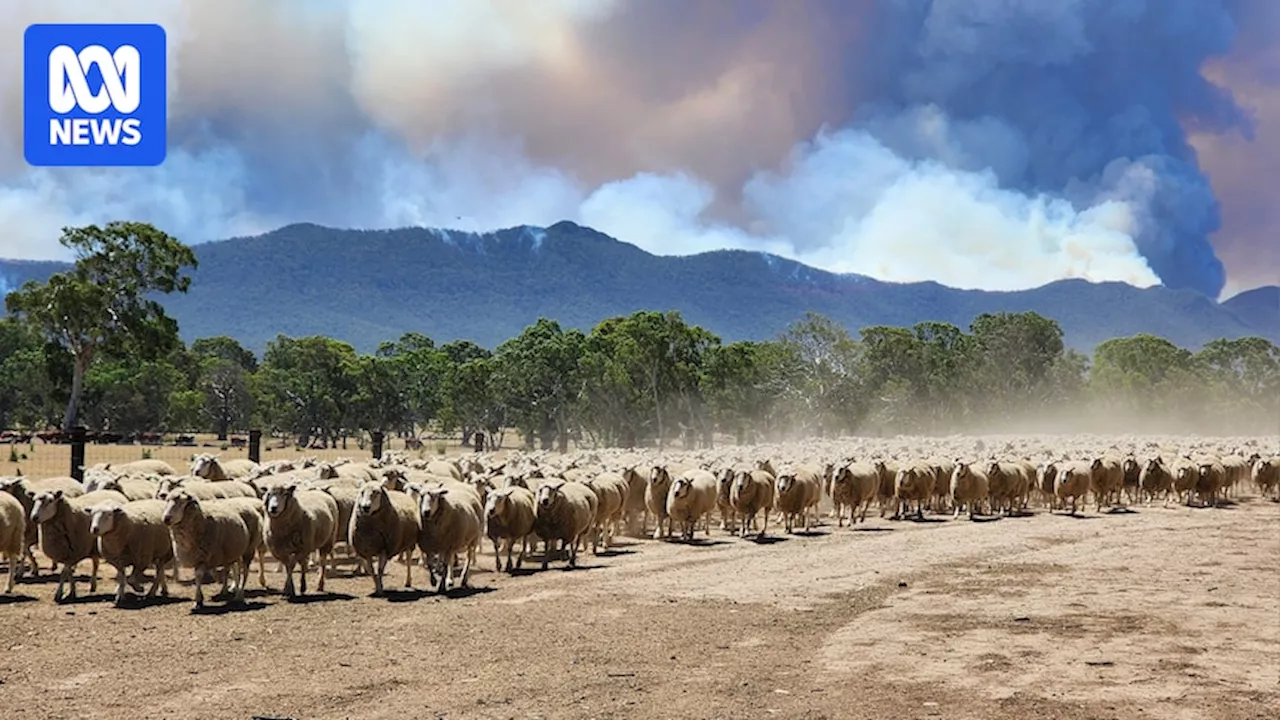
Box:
[0, 0, 1271, 299]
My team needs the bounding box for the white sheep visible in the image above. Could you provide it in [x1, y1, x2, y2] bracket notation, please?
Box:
[349, 482, 420, 595]
[533, 480, 598, 569]
[191, 454, 259, 480]
[893, 462, 935, 520]
[418, 483, 484, 592]
[774, 468, 821, 533]
[484, 485, 537, 572]
[30, 489, 127, 602]
[665, 469, 717, 541]
[1, 476, 85, 575]
[646, 466, 675, 540]
[583, 472, 629, 548]
[89, 499, 174, 606]
[262, 484, 340, 598]
[162, 490, 262, 609]
[93, 459, 176, 477]
[949, 461, 989, 519]
[1054, 461, 1093, 515]
[730, 469, 774, 540]
[831, 462, 878, 526]
[0, 492, 25, 593]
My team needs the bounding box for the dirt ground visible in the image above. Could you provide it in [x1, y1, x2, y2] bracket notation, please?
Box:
[2, 476, 1277, 720]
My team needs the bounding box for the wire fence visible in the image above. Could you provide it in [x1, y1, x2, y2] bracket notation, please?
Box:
[1, 429, 492, 480]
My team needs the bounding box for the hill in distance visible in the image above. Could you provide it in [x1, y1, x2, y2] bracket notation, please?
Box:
[1, 221, 1275, 354]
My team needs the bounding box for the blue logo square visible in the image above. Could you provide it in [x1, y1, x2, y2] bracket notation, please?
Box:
[24, 23, 167, 167]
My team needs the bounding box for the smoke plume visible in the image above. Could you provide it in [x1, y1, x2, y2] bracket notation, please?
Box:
[0, 0, 1272, 297]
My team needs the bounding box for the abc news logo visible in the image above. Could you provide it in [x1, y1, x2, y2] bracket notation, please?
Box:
[24, 23, 167, 167]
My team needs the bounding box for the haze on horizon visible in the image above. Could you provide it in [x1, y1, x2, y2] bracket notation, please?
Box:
[0, 0, 1275, 300]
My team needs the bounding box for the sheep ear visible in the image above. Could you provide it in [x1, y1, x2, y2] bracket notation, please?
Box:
[54, 490, 64, 499]
[113, 506, 125, 516]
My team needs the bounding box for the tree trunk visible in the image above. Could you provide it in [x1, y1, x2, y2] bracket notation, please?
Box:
[216, 415, 229, 441]
[62, 355, 90, 432]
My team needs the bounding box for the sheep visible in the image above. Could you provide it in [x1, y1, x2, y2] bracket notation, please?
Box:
[349, 482, 420, 595]
[1252, 457, 1278, 501]
[425, 459, 463, 482]
[93, 459, 176, 477]
[484, 485, 537, 572]
[583, 472, 629, 548]
[262, 484, 340, 598]
[1054, 461, 1093, 515]
[418, 483, 484, 592]
[714, 467, 740, 532]
[620, 466, 649, 535]
[873, 459, 898, 517]
[162, 491, 262, 609]
[94, 475, 159, 502]
[1171, 458, 1200, 505]
[1195, 460, 1226, 508]
[1089, 456, 1125, 511]
[1119, 456, 1142, 504]
[190, 454, 259, 480]
[730, 469, 774, 539]
[1035, 461, 1060, 510]
[89, 500, 174, 606]
[831, 462, 878, 526]
[156, 476, 256, 502]
[646, 466, 675, 540]
[894, 462, 936, 520]
[949, 462, 989, 520]
[928, 458, 957, 513]
[665, 469, 718, 541]
[1, 476, 85, 575]
[1219, 454, 1249, 497]
[1139, 457, 1174, 506]
[306, 479, 367, 576]
[317, 460, 379, 487]
[984, 461, 1028, 516]
[774, 468, 821, 533]
[0, 492, 25, 593]
[533, 480, 598, 570]
[219, 496, 270, 590]
[30, 489, 127, 602]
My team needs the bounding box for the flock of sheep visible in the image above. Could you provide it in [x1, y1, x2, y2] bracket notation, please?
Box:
[0, 434, 1276, 610]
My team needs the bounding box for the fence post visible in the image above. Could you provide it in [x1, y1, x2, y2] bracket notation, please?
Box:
[69, 426, 87, 482]
[371, 431, 384, 460]
[474, 432, 485, 453]
[248, 429, 262, 464]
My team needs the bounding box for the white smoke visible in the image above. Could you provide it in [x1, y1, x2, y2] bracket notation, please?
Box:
[0, 0, 1163, 291]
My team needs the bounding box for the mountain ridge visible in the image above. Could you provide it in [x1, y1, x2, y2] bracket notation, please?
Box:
[1, 221, 1275, 353]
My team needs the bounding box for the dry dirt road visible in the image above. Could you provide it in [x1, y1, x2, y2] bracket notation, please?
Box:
[2, 496, 1277, 720]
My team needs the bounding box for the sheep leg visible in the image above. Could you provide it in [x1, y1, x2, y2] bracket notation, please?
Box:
[460, 545, 474, 588]
[568, 535, 579, 568]
[759, 509, 770, 540]
[541, 539, 551, 570]
[5, 551, 18, 592]
[438, 553, 452, 593]
[193, 564, 206, 609]
[371, 555, 386, 596]
[300, 556, 311, 595]
[232, 561, 247, 604]
[257, 549, 268, 589]
[516, 536, 528, 569]
[313, 550, 327, 591]
[88, 556, 99, 593]
[113, 564, 128, 606]
[282, 559, 296, 598]
[148, 560, 166, 597]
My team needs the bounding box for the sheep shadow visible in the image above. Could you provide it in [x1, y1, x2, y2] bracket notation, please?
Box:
[669, 538, 729, 548]
[189, 600, 271, 616]
[284, 591, 357, 605]
[1104, 506, 1139, 515]
[850, 525, 895, 532]
[787, 529, 828, 538]
[379, 588, 432, 603]
[1053, 512, 1099, 520]
[440, 585, 496, 600]
[595, 547, 639, 557]
[747, 535, 788, 546]
[1004, 509, 1036, 519]
[906, 516, 948, 524]
[0, 593, 37, 605]
[114, 594, 189, 610]
[54, 593, 115, 606]
[505, 567, 540, 578]
[16, 572, 67, 585]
